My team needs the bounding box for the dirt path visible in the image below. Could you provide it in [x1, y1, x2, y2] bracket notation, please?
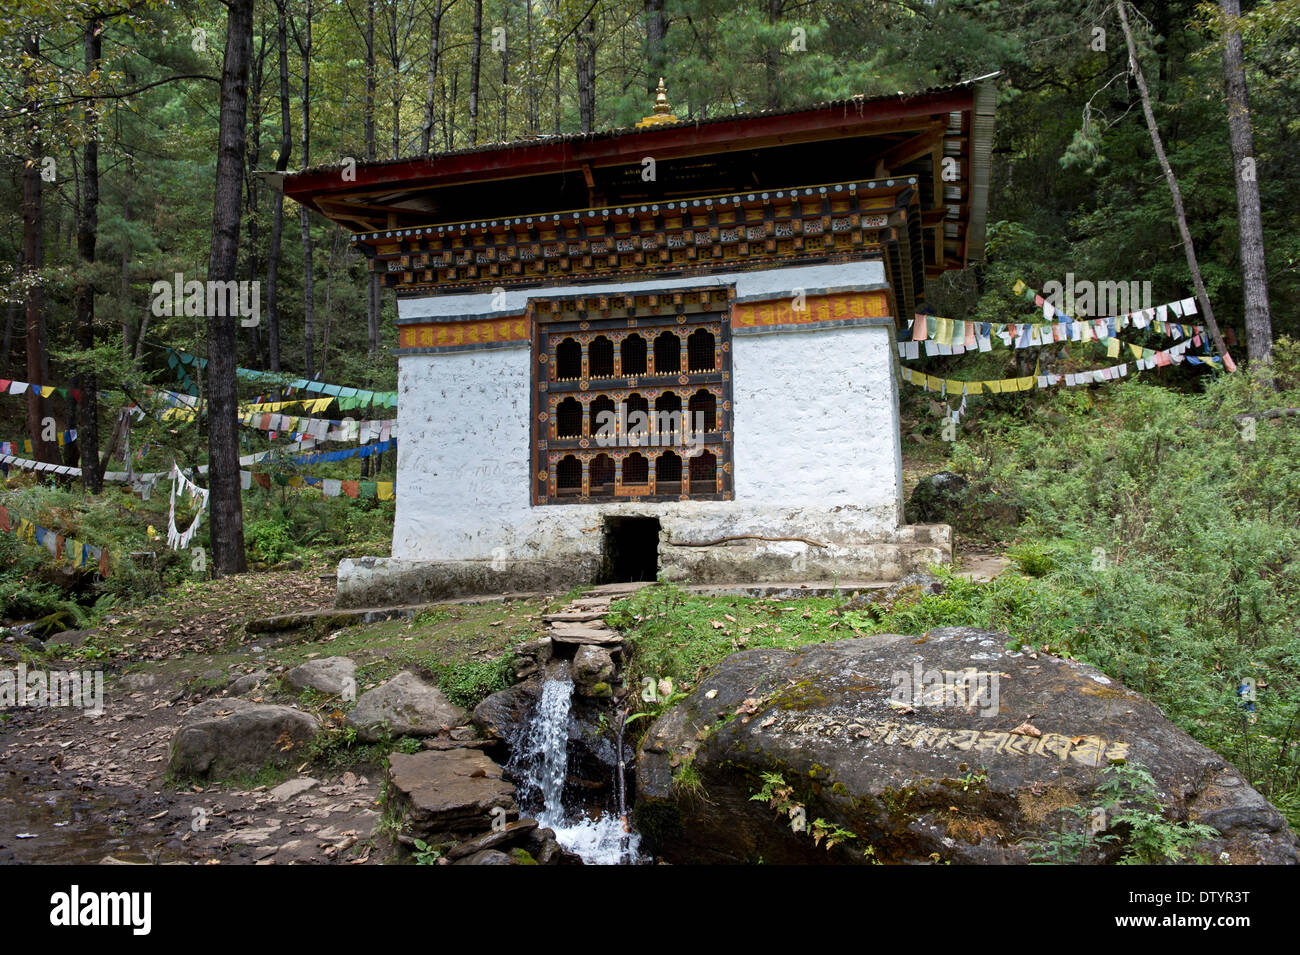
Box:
[1, 562, 385, 865]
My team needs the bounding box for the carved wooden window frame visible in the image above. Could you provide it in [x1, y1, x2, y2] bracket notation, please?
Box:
[531, 296, 733, 505]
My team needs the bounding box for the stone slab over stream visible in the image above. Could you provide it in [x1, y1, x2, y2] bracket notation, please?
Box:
[636, 627, 1299, 865]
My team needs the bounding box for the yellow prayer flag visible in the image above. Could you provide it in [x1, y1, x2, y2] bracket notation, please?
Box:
[1107, 338, 1120, 359]
[966, 381, 983, 396]
[946, 379, 962, 394]
[926, 375, 943, 391]
[41, 385, 56, 398]
[1129, 343, 1143, 359]
[378, 482, 394, 501]
[1017, 376, 1034, 391]
[1013, 279, 1026, 295]
[985, 380, 1002, 394]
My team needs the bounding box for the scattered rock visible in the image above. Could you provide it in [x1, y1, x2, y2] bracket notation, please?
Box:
[836, 571, 945, 615]
[122, 672, 157, 691]
[285, 656, 356, 697]
[385, 748, 517, 842]
[906, 471, 969, 524]
[45, 628, 95, 651]
[346, 671, 467, 742]
[168, 699, 320, 779]
[446, 819, 539, 859]
[228, 670, 270, 695]
[636, 628, 1299, 865]
[572, 646, 616, 698]
[269, 777, 320, 801]
[453, 849, 514, 865]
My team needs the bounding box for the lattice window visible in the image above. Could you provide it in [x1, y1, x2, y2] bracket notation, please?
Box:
[589, 395, 616, 436]
[689, 449, 717, 488]
[656, 450, 683, 492]
[623, 452, 649, 485]
[557, 455, 582, 494]
[625, 393, 650, 439]
[589, 335, 615, 378]
[555, 396, 583, 438]
[590, 453, 615, 494]
[687, 328, 716, 371]
[654, 391, 682, 442]
[688, 388, 717, 432]
[555, 338, 582, 380]
[533, 295, 732, 504]
[621, 334, 647, 376]
[653, 331, 681, 374]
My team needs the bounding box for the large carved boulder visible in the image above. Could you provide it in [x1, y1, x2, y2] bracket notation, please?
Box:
[635, 628, 1297, 865]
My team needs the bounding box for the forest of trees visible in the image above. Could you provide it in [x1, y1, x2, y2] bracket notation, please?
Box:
[0, 0, 1296, 571]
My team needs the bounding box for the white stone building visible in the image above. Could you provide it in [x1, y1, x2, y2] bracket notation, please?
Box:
[282, 78, 996, 604]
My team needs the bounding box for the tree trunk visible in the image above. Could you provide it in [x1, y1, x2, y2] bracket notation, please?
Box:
[266, 0, 292, 373]
[245, 13, 267, 366]
[764, 0, 783, 110]
[296, 0, 317, 377]
[1115, 1, 1234, 370]
[420, 2, 444, 152]
[1219, 0, 1272, 367]
[365, 0, 379, 356]
[77, 17, 103, 493]
[645, 0, 666, 97]
[499, 0, 509, 141]
[469, 0, 483, 145]
[577, 10, 596, 133]
[22, 33, 57, 465]
[207, 0, 255, 576]
[2, 250, 22, 375]
[526, 0, 537, 133]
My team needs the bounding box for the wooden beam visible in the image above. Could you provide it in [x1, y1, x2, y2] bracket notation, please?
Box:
[872, 122, 946, 170]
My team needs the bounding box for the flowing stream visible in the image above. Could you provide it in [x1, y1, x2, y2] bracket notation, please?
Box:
[509, 677, 644, 865]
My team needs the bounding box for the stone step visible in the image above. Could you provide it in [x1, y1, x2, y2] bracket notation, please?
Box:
[549, 631, 624, 646]
[569, 597, 612, 609]
[585, 582, 651, 596]
[542, 610, 607, 623]
[548, 622, 614, 637]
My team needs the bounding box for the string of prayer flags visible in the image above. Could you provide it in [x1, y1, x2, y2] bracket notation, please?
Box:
[1, 430, 79, 455]
[238, 410, 396, 445]
[287, 437, 395, 467]
[166, 462, 209, 551]
[0, 378, 85, 402]
[0, 503, 111, 575]
[0, 437, 331, 486]
[242, 470, 397, 501]
[167, 348, 398, 406]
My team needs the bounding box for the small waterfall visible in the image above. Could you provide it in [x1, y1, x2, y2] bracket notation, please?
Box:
[510, 676, 644, 865]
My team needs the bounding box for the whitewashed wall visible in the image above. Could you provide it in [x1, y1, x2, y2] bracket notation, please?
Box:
[338, 261, 944, 604]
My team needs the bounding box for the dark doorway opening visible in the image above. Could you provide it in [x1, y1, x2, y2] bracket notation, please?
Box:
[600, 516, 660, 583]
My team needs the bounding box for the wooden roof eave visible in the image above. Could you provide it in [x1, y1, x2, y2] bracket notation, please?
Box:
[282, 88, 978, 207]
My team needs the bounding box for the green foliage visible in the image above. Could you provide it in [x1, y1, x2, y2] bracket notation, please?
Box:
[432, 654, 518, 710]
[750, 771, 858, 851]
[1026, 761, 1219, 865]
[411, 839, 443, 865]
[245, 517, 295, 565]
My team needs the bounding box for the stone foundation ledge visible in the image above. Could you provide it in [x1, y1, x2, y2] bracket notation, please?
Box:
[334, 524, 950, 608]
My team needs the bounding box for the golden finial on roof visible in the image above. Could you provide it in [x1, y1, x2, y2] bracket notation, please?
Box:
[636, 78, 679, 127]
